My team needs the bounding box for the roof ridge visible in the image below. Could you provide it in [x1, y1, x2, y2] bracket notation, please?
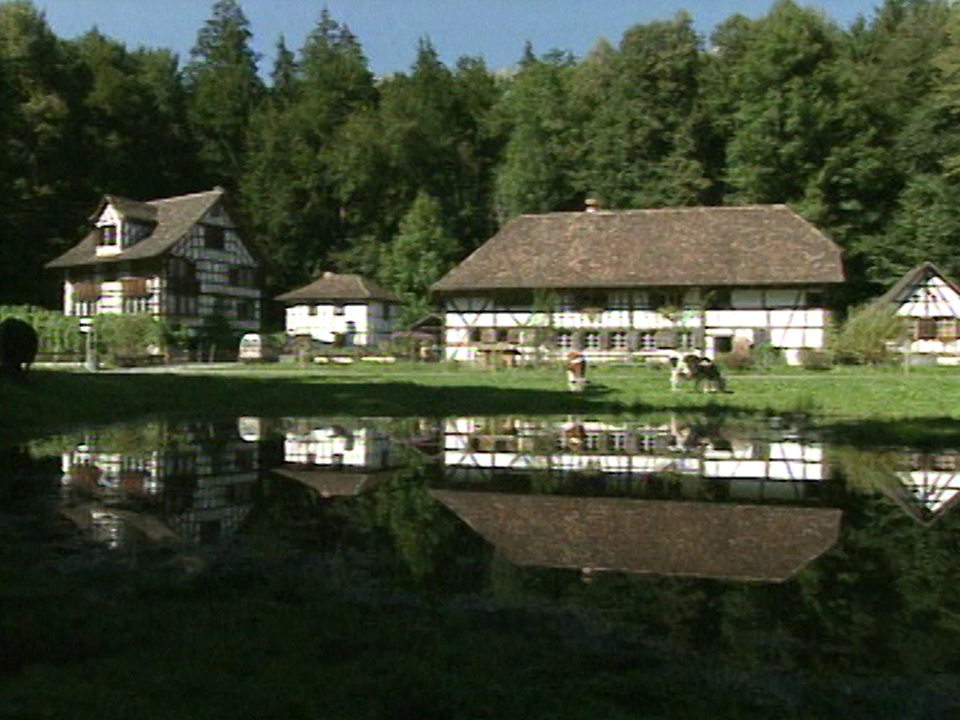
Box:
[528, 204, 790, 218]
[148, 187, 224, 205]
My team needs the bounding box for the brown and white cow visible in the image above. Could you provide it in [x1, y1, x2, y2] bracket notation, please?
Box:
[669, 353, 728, 393]
[566, 352, 587, 392]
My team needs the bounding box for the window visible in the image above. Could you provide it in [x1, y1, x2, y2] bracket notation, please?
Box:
[917, 319, 937, 340]
[229, 267, 256, 288]
[237, 300, 255, 321]
[677, 331, 696, 350]
[101, 225, 119, 246]
[637, 331, 656, 351]
[556, 330, 574, 351]
[583, 331, 602, 350]
[714, 336, 734, 354]
[806, 291, 824, 309]
[708, 288, 732, 310]
[204, 225, 225, 250]
[334, 304, 345, 316]
[939, 318, 960, 341]
[650, 291, 685, 310]
[610, 331, 628, 350]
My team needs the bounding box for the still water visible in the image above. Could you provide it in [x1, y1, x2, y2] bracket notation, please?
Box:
[3, 412, 960, 686]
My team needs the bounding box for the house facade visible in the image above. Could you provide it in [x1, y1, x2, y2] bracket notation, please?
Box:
[275, 272, 402, 346]
[45, 188, 262, 345]
[878, 262, 960, 363]
[431, 205, 845, 365]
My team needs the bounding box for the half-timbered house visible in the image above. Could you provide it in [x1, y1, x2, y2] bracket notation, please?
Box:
[431, 204, 845, 365]
[45, 187, 262, 346]
[877, 262, 960, 363]
[275, 271, 402, 346]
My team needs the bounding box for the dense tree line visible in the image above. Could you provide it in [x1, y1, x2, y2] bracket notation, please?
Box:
[2, 0, 959, 323]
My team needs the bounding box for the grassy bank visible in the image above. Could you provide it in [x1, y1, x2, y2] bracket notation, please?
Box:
[4, 362, 960, 442]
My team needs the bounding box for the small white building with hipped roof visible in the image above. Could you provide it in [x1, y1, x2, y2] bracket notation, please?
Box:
[275, 271, 402, 347]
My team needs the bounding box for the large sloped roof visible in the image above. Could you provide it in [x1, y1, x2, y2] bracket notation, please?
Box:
[430, 490, 842, 583]
[275, 272, 402, 304]
[45, 188, 226, 269]
[431, 205, 845, 293]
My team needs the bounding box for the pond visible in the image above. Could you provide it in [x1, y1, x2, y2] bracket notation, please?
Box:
[2, 412, 959, 717]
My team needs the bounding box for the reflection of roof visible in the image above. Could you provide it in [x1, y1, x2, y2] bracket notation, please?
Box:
[431, 491, 841, 582]
[272, 464, 393, 497]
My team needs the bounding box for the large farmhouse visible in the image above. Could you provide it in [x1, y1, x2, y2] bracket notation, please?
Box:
[878, 262, 960, 363]
[431, 204, 845, 365]
[45, 188, 262, 341]
[275, 271, 402, 347]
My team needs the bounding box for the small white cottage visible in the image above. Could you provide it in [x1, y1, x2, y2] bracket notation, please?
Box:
[878, 262, 960, 363]
[275, 272, 402, 347]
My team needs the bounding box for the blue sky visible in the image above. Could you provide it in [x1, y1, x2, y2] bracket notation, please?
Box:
[35, 0, 882, 75]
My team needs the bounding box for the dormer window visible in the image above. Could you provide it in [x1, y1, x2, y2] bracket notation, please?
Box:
[102, 225, 119, 246]
[204, 225, 225, 250]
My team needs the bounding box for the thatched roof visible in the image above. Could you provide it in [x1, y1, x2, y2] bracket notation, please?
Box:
[46, 188, 226, 268]
[432, 205, 845, 293]
[431, 490, 841, 582]
[275, 272, 402, 304]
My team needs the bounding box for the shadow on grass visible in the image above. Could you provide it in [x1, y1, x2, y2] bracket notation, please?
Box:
[8, 370, 960, 450]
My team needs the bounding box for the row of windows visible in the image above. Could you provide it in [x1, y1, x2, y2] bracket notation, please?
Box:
[468, 327, 697, 351]
[914, 318, 960, 341]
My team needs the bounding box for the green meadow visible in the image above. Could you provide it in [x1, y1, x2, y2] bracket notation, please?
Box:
[3, 361, 960, 444]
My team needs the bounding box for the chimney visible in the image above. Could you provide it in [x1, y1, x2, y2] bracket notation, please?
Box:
[585, 197, 600, 213]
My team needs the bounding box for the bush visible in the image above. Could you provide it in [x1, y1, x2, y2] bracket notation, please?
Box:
[0, 305, 83, 356]
[716, 351, 754, 371]
[829, 302, 909, 365]
[799, 347, 835, 370]
[95, 314, 165, 364]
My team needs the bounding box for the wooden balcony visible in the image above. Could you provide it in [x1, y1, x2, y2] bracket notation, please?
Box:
[121, 277, 150, 298]
[72, 281, 102, 302]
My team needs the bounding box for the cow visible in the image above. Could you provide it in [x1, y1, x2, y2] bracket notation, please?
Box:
[566, 351, 587, 392]
[0, 317, 39, 378]
[668, 352, 728, 393]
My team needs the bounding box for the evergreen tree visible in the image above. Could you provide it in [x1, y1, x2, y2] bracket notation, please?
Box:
[570, 13, 709, 208]
[183, 0, 263, 189]
[492, 48, 578, 221]
[378, 191, 458, 324]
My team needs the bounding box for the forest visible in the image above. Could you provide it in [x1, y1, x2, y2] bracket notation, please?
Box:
[1, 0, 958, 324]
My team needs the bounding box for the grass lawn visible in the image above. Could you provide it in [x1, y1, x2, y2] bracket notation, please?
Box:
[3, 361, 960, 443]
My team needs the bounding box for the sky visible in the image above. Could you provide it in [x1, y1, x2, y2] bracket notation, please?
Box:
[35, 0, 883, 76]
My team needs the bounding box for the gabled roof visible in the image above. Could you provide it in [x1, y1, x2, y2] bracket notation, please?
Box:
[432, 204, 845, 293]
[275, 272, 402, 304]
[430, 491, 842, 582]
[877, 262, 960, 305]
[46, 188, 226, 268]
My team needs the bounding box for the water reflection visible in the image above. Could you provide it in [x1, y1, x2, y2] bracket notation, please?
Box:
[18, 413, 960, 574]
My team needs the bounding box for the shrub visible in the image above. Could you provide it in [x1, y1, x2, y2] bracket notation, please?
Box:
[829, 302, 909, 365]
[799, 347, 834, 371]
[716, 351, 754, 371]
[95, 314, 165, 364]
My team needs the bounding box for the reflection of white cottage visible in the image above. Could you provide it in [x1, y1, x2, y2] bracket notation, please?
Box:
[878, 262, 960, 363]
[891, 451, 960, 524]
[431, 204, 845, 365]
[275, 272, 402, 346]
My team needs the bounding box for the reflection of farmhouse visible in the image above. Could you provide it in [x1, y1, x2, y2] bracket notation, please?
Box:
[431, 204, 844, 365]
[59, 421, 259, 548]
[889, 451, 960, 524]
[272, 419, 400, 497]
[443, 416, 826, 503]
[431, 491, 841, 582]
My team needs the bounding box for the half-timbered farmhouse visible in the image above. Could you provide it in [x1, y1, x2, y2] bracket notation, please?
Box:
[275, 271, 402, 346]
[45, 187, 262, 343]
[877, 262, 960, 363]
[431, 204, 845, 365]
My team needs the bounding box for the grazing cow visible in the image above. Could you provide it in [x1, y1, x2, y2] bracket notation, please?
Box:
[669, 352, 727, 393]
[566, 351, 587, 392]
[0, 317, 39, 378]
